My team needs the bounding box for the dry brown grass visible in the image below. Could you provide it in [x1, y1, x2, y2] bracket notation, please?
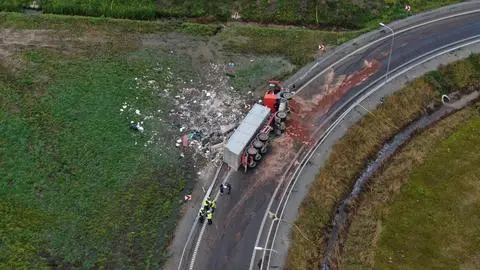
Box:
[285, 78, 436, 270]
[341, 106, 478, 270]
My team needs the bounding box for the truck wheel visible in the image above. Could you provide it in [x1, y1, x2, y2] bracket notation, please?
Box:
[254, 153, 262, 161]
[276, 111, 287, 122]
[280, 92, 294, 100]
[258, 132, 269, 142]
[260, 145, 268, 154]
[247, 147, 258, 156]
[248, 161, 257, 168]
[253, 140, 264, 149]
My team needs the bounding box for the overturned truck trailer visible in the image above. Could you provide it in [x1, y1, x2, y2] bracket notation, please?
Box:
[223, 104, 272, 171]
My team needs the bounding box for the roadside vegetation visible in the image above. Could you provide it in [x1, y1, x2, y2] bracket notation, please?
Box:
[343, 104, 480, 270]
[1, 0, 461, 29]
[220, 24, 360, 66]
[286, 53, 480, 270]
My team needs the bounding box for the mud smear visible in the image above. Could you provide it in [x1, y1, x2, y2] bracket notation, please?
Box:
[287, 59, 381, 145]
[321, 91, 480, 270]
[225, 135, 295, 226]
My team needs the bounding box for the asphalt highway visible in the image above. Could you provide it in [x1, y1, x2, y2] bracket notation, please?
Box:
[179, 5, 480, 270]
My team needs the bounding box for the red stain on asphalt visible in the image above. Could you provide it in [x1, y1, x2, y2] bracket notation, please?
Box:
[287, 59, 381, 144]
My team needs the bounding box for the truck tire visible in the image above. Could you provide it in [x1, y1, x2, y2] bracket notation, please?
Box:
[253, 140, 264, 149]
[280, 92, 294, 100]
[247, 147, 258, 156]
[254, 153, 262, 161]
[276, 111, 287, 122]
[275, 125, 282, 136]
[248, 161, 257, 168]
[258, 132, 269, 142]
[260, 145, 268, 154]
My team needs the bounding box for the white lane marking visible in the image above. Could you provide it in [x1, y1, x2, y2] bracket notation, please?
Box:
[188, 170, 233, 270]
[249, 8, 480, 268]
[262, 37, 480, 270]
[176, 7, 480, 270]
[292, 8, 480, 96]
[177, 166, 224, 270]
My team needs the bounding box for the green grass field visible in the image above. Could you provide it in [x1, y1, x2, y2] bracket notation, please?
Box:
[1, 0, 462, 28]
[374, 113, 480, 269]
[0, 47, 196, 268]
[0, 14, 207, 268]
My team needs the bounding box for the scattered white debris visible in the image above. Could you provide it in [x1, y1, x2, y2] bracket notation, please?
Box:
[124, 62, 250, 167]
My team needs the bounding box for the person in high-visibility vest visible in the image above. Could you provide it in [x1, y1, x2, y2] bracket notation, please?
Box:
[211, 200, 216, 213]
[207, 211, 213, 225]
[203, 197, 211, 211]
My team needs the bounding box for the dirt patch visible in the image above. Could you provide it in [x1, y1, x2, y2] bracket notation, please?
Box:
[252, 134, 296, 182]
[0, 29, 109, 59]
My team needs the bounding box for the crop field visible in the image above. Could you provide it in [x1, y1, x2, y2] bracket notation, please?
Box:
[286, 54, 480, 270]
[0, 11, 310, 268]
[1, 0, 461, 28]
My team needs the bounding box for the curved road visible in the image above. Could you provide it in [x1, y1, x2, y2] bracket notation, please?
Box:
[177, 3, 480, 270]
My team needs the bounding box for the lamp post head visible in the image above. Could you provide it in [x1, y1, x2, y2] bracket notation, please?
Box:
[379, 22, 386, 27]
[254, 247, 264, 251]
[268, 211, 277, 220]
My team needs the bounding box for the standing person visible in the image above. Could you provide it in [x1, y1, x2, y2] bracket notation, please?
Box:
[219, 184, 224, 194]
[203, 197, 211, 211]
[199, 208, 206, 223]
[207, 210, 213, 225]
[211, 200, 216, 213]
[226, 183, 232, 195]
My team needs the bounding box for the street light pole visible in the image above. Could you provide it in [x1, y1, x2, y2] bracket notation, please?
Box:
[379, 22, 395, 83]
